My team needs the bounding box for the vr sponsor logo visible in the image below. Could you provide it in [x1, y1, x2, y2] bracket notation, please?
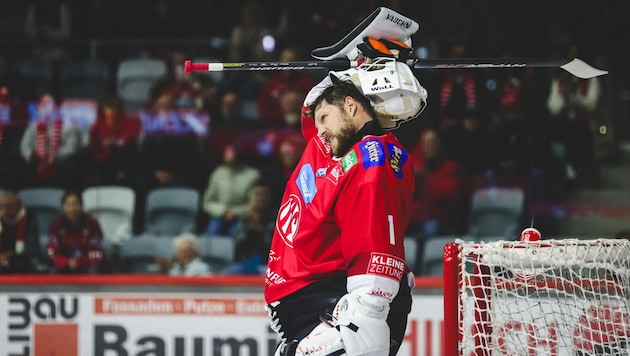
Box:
[360, 140, 385, 169]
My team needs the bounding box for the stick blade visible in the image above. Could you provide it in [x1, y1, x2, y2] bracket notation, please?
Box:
[561, 58, 608, 79]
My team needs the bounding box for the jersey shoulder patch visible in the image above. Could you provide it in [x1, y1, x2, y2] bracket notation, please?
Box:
[342, 149, 359, 172]
[358, 139, 386, 169]
[386, 142, 409, 179]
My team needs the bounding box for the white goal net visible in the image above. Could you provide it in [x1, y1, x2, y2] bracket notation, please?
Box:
[443, 238, 630, 356]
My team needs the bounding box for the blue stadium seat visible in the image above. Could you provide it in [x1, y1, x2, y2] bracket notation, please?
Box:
[116, 58, 167, 111]
[143, 187, 200, 236]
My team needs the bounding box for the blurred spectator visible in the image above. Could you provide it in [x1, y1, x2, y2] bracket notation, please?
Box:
[88, 95, 142, 187]
[487, 66, 558, 199]
[156, 232, 211, 276]
[221, 179, 275, 275]
[230, 87, 305, 169]
[202, 144, 261, 237]
[278, 88, 306, 130]
[0, 54, 47, 105]
[150, 50, 216, 113]
[135, 92, 205, 232]
[489, 96, 536, 182]
[434, 41, 483, 157]
[46, 190, 108, 274]
[227, 1, 274, 63]
[408, 129, 463, 240]
[0, 190, 41, 273]
[207, 90, 260, 167]
[23, 0, 72, 62]
[234, 179, 276, 244]
[0, 87, 31, 190]
[137, 92, 205, 188]
[19, 93, 82, 190]
[482, 47, 559, 199]
[261, 135, 305, 205]
[437, 44, 494, 189]
[449, 109, 494, 187]
[221, 1, 273, 102]
[546, 52, 602, 188]
[256, 47, 316, 126]
[0, 54, 35, 120]
[211, 90, 249, 131]
[276, 135, 305, 182]
[0, 56, 20, 99]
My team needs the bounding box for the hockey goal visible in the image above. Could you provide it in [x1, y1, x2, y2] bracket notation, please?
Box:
[443, 238, 630, 355]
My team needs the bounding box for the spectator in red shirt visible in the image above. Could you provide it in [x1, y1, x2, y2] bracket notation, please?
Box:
[88, 95, 141, 187]
[20, 93, 82, 190]
[46, 190, 107, 274]
[408, 128, 463, 240]
[256, 46, 316, 126]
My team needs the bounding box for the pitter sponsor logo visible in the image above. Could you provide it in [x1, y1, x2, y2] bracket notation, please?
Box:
[360, 140, 385, 169]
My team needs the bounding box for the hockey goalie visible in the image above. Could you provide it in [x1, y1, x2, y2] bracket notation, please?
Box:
[263, 7, 427, 356]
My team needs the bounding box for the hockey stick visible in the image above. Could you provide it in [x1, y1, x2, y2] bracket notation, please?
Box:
[184, 57, 607, 79]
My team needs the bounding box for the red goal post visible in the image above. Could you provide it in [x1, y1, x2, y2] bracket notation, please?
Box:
[443, 238, 630, 355]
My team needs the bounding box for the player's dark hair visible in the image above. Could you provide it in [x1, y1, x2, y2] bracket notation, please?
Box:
[309, 79, 377, 119]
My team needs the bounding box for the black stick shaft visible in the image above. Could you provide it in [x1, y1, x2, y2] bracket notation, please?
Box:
[184, 57, 607, 79]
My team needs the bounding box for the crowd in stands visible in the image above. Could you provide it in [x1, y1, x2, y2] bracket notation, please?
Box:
[0, 0, 624, 276]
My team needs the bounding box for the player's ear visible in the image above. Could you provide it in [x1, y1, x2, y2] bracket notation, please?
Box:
[344, 96, 357, 116]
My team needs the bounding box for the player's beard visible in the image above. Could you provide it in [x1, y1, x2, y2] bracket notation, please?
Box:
[326, 112, 356, 157]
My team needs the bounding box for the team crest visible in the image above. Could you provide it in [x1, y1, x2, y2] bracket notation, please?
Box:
[276, 194, 302, 248]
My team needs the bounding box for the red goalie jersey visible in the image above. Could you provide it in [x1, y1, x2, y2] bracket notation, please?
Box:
[264, 129, 414, 304]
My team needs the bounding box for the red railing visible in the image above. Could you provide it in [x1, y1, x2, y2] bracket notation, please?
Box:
[0, 275, 443, 288]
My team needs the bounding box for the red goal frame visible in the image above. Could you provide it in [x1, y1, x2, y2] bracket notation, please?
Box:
[442, 240, 630, 356]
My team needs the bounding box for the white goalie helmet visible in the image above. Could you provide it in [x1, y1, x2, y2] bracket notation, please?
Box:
[332, 57, 428, 130]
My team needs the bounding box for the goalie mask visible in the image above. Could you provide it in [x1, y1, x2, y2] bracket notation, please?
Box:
[331, 57, 428, 130]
